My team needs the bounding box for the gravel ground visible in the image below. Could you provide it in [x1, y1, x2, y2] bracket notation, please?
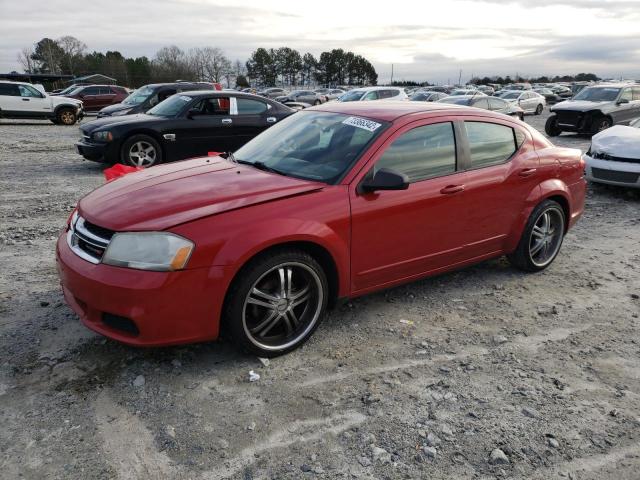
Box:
[1, 110, 639, 480]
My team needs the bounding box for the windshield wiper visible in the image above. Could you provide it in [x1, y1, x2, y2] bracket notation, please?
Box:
[237, 159, 287, 176]
[225, 151, 238, 163]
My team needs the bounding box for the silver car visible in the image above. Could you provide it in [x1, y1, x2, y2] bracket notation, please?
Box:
[499, 90, 545, 115]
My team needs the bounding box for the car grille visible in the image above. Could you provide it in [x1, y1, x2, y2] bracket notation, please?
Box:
[555, 111, 581, 127]
[67, 215, 114, 263]
[591, 167, 640, 184]
[591, 152, 640, 164]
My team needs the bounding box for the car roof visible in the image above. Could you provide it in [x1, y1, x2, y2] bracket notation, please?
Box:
[309, 100, 486, 122]
[178, 90, 278, 100]
[0, 79, 31, 86]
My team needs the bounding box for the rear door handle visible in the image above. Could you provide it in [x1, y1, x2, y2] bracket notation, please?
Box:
[22, 98, 30, 101]
[440, 184, 465, 194]
[222, 118, 232, 125]
[519, 168, 537, 177]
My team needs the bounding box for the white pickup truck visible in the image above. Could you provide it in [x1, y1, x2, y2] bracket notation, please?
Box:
[0, 80, 84, 125]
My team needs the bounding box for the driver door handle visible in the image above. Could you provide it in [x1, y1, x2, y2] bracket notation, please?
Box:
[222, 118, 232, 125]
[519, 168, 537, 177]
[440, 184, 465, 194]
[266, 117, 277, 123]
[22, 98, 30, 101]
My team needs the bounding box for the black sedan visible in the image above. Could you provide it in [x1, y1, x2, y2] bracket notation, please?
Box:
[76, 92, 294, 166]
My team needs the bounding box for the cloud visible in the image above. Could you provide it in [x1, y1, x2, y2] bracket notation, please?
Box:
[0, 0, 638, 83]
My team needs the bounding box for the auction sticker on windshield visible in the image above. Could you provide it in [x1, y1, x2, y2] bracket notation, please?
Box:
[342, 116, 382, 132]
[178, 96, 192, 102]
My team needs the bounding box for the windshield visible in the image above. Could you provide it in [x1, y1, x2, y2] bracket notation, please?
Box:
[573, 87, 620, 102]
[60, 85, 79, 94]
[451, 90, 470, 96]
[234, 111, 388, 183]
[338, 90, 364, 102]
[123, 86, 154, 105]
[147, 95, 191, 116]
[502, 92, 521, 99]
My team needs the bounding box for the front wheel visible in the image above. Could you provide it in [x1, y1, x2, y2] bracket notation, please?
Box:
[56, 108, 77, 125]
[121, 134, 162, 167]
[593, 116, 612, 133]
[314, 100, 321, 105]
[535, 104, 543, 115]
[507, 200, 565, 272]
[545, 114, 562, 136]
[224, 249, 328, 357]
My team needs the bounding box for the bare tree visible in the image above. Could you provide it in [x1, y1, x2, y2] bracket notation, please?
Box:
[17, 47, 36, 73]
[200, 47, 231, 83]
[57, 36, 87, 75]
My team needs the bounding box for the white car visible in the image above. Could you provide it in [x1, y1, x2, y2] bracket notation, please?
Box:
[337, 86, 408, 102]
[584, 118, 640, 188]
[0, 80, 84, 125]
[498, 90, 545, 115]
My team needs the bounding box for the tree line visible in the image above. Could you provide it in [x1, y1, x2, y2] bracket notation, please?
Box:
[16, 37, 378, 89]
[245, 47, 378, 87]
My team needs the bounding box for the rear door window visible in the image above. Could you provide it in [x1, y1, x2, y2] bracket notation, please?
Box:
[237, 98, 268, 114]
[0, 83, 20, 96]
[464, 121, 517, 169]
[374, 122, 457, 183]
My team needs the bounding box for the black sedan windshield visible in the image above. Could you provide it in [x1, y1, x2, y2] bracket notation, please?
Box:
[147, 95, 192, 116]
[573, 87, 620, 102]
[234, 111, 388, 184]
[123, 86, 154, 105]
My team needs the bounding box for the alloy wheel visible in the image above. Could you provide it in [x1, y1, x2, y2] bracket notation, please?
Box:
[242, 262, 323, 351]
[60, 111, 75, 125]
[529, 208, 564, 267]
[128, 141, 157, 167]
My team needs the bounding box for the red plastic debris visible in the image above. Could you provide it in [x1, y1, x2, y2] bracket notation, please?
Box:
[208, 151, 222, 156]
[103, 164, 143, 182]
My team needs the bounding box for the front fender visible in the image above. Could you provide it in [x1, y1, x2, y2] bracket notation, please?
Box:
[213, 217, 350, 297]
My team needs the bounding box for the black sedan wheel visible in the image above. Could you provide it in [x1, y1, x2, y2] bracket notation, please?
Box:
[225, 249, 328, 357]
[594, 116, 612, 133]
[121, 134, 162, 167]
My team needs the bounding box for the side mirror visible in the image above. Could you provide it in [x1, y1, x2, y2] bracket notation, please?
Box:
[187, 108, 200, 119]
[617, 98, 630, 105]
[360, 168, 409, 194]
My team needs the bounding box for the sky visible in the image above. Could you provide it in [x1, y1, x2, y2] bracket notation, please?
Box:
[1, 0, 639, 84]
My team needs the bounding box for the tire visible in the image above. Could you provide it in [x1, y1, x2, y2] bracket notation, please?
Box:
[120, 134, 162, 167]
[593, 116, 612, 134]
[56, 108, 77, 125]
[314, 100, 320, 105]
[507, 200, 566, 272]
[535, 104, 543, 115]
[224, 249, 329, 357]
[545, 114, 562, 136]
[518, 112, 524, 121]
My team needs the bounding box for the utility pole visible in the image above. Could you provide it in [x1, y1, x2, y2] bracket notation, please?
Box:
[390, 64, 394, 85]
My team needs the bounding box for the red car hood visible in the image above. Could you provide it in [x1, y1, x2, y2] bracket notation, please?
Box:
[78, 157, 324, 231]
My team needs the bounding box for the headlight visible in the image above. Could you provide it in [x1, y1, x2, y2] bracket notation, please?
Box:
[92, 131, 113, 142]
[102, 232, 194, 271]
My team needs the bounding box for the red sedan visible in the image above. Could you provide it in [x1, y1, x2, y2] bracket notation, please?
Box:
[56, 102, 586, 356]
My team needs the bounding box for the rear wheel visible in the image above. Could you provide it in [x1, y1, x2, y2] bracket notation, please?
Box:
[121, 134, 162, 167]
[56, 108, 77, 125]
[224, 249, 328, 357]
[535, 104, 543, 115]
[314, 100, 321, 105]
[545, 114, 562, 136]
[508, 200, 565, 272]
